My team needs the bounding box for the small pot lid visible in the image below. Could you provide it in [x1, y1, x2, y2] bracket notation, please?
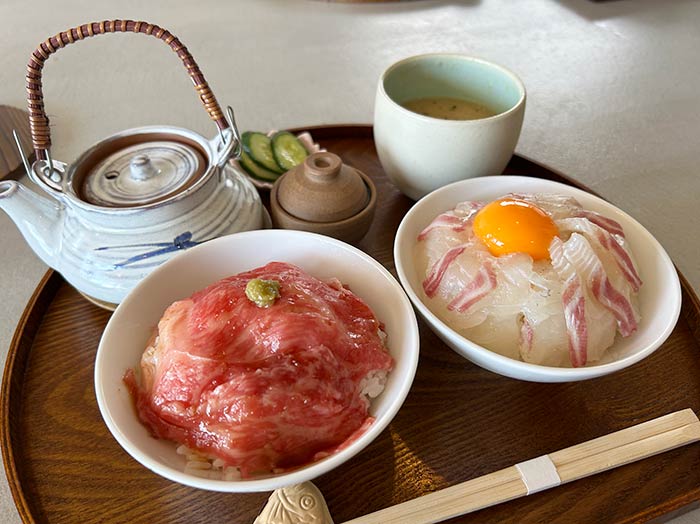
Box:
[73, 133, 208, 207]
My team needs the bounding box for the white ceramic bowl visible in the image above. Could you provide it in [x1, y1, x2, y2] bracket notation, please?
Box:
[95, 230, 419, 492]
[394, 175, 682, 382]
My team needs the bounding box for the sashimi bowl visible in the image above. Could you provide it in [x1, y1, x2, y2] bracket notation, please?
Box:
[394, 175, 681, 383]
[95, 229, 419, 492]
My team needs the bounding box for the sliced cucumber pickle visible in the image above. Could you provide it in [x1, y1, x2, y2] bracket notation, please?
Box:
[272, 131, 309, 171]
[238, 150, 281, 182]
[242, 132, 283, 174]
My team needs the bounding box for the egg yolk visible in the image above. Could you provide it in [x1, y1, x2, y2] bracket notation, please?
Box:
[472, 198, 558, 260]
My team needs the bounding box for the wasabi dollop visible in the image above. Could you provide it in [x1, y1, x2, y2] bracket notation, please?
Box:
[245, 278, 281, 308]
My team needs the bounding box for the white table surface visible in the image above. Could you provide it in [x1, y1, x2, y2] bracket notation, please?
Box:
[0, 0, 698, 522]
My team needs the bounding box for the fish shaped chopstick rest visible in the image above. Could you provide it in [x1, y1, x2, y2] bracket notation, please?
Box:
[255, 409, 700, 524]
[254, 481, 333, 524]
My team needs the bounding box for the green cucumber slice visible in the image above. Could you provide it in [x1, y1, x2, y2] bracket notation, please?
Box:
[242, 132, 283, 174]
[272, 131, 309, 171]
[238, 150, 281, 182]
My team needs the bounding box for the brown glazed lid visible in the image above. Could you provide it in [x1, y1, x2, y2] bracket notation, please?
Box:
[276, 152, 369, 223]
[71, 131, 208, 208]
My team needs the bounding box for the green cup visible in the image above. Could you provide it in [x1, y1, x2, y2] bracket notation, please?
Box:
[374, 54, 526, 200]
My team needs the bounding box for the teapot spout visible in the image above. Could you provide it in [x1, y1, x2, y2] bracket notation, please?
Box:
[0, 180, 63, 269]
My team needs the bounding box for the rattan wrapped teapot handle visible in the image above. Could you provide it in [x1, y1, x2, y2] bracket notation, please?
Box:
[25, 20, 228, 160]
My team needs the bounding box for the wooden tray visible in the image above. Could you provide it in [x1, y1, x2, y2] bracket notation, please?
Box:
[3, 125, 700, 524]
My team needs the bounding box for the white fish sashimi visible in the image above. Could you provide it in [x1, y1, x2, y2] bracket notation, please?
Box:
[463, 314, 522, 361]
[506, 193, 584, 220]
[456, 254, 532, 334]
[418, 201, 483, 241]
[518, 264, 569, 367]
[574, 209, 626, 240]
[556, 217, 642, 292]
[417, 213, 490, 329]
[452, 252, 534, 357]
[448, 259, 498, 313]
[556, 217, 641, 326]
[420, 246, 493, 330]
[460, 254, 531, 314]
[560, 232, 639, 337]
[416, 195, 642, 368]
[552, 234, 620, 364]
[549, 236, 591, 367]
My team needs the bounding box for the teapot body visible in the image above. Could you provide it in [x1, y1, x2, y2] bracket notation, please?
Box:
[57, 159, 265, 308]
[9, 20, 259, 308]
[0, 124, 266, 309]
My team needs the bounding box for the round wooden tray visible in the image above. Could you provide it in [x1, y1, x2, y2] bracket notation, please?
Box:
[3, 125, 700, 524]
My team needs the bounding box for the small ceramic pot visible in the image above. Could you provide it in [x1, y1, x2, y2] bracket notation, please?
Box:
[270, 152, 377, 245]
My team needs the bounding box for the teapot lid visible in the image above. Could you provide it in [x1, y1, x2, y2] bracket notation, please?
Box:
[72, 130, 207, 207]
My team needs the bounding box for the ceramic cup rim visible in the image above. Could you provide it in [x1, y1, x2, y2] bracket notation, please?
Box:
[378, 53, 526, 125]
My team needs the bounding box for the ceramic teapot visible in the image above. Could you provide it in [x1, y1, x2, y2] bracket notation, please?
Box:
[0, 20, 266, 309]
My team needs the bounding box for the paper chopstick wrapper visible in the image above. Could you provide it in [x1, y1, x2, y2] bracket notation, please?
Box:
[515, 455, 561, 495]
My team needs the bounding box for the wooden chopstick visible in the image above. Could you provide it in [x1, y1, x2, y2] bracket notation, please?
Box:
[342, 409, 700, 524]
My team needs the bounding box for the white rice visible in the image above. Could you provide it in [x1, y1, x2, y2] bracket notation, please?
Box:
[362, 328, 390, 399]
[359, 369, 388, 400]
[177, 444, 242, 480]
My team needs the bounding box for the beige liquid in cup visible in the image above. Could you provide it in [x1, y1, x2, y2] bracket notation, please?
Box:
[401, 96, 497, 120]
